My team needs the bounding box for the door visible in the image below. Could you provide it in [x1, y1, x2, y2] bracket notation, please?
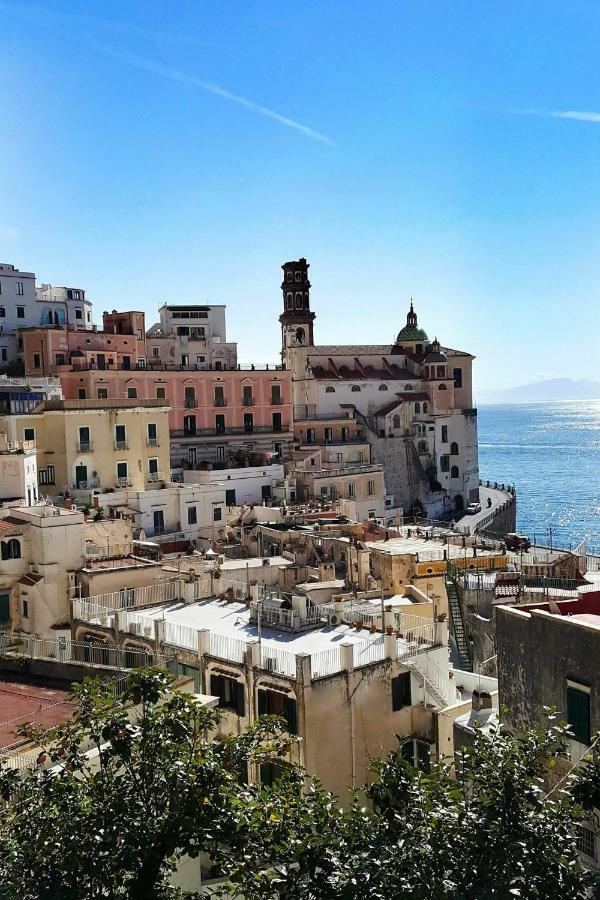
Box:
[153, 510, 165, 534]
[0, 593, 10, 625]
[261, 485, 272, 501]
[75, 464, 87, 488]
[97, 354, 106, 370]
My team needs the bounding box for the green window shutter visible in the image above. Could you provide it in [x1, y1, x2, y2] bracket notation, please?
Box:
[257, 689, 268, 717]
[236, 681, 245, 718]
[210, 674, 223, 705]
[285, 697, 298, 735]
[567, 686, 591, 744]
[0, 593, 10, 624]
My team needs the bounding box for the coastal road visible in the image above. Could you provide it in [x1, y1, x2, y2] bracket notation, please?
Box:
[459, 485, 511, 535]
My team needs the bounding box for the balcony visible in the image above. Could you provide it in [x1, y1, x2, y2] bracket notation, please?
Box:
[270, 398, 283, 405]
[147, 438, 159, 447]
[148, 472, 164, 483]
[74, 479, 100, 490]
[214, 398, 227, 407]
[115, 476, 132, 488]
[242, 398, 254, 407]
[114, 440, 129, 451]
[77, 442, 93, 453]
[171, 425, 290, 438]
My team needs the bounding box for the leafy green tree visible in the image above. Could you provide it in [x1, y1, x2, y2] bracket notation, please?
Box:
[0, 669, 292, 900]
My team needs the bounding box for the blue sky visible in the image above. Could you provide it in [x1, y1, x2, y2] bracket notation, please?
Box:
[2, 1, 600, 392]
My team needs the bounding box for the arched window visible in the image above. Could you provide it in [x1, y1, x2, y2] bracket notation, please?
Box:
[338, 365, 349, 375]
[451, 465, 459, 478]
[286, 292, 293, 310]
[295, 292, 303, 309]
[351, 385, 361, 392]
[450, 442, 459, 456]
[378, 384, 388, 391]
[295, 328, 305, 345]
[393, 415, 401, 428]
[414, 402, 421, 414]
[438, 384, 447, 391]
[325, 386, 335, 393]
[404, 384, 413, 391]
[1, 539, 21, 560]
[422, 402, 428, 413]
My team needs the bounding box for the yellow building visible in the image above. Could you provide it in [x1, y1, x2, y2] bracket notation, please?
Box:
[0, 399, 171, 496]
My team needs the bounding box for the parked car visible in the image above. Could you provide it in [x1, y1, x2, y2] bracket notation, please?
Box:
[505, 533, 531, 551]
[466, 502, 482, 515]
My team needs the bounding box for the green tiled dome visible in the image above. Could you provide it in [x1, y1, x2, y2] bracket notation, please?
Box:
[396, 302, 428, 343]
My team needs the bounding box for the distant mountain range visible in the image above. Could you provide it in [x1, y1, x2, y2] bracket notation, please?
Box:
[478, 378, 600, 404]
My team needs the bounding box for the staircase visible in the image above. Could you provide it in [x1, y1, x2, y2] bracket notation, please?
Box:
[407, 654, 461, 708]
[446, 576, 473, 672]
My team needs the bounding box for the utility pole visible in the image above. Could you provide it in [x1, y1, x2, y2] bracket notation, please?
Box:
[546, 525, 555, 553]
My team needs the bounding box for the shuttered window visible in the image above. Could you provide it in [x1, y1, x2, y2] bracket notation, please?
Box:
[567, 685, 591, 745]
[257, 689, 298, 735]
[210, 674, 245, 717]
[392, 673, 412, 711]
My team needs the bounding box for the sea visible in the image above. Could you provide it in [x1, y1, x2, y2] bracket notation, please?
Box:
[478, 401, 600, 556]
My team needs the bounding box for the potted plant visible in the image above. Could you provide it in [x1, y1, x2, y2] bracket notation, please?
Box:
[386, 625, 394, 635]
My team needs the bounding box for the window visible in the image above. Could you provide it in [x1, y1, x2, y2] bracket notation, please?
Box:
[415, 402, 421, 414]
[286, 292, 293, 309]
[271, 384, 281, 404]
[450, 441, 459, 456]
[187, 506, 197, 525]
[215, 414, 225, 434]
[97, 388, 108, 400]
[567, 683, 591, 745]
[210, 674, 245, 715]
[0, 306, 4, 316]
[136, 329, 142, 340]
[115, 424, 127, 448]
[437, 365, 446, 378]
[440, 455, 450, 473]
[214, 385, 225, 407]
[148, 458, 159, 475]
[213, 507, 222, 522]
[47, 465, 55, 484]
[153, 509, 165, 534]
[181, 354, 189, 367]
[1, 539, 21, 560]
[577, 824, 596, 860]
[294, 271, 302, 282]
[286, 271, 293, 282]
[306, 428, 315, 444]
[392, 673, 412, 710]
[348, 482, 355, 498]
[184, 386, 196, 408]
[24, 428, 35, 442]
[22, 599, 28, 619]
[404, 384, 413, 390]
[378, 384, 388, 391]
[16, 282, 24, 296]
[55, 353, 65, 365]
[75, 309, 82, 320]
[147, 423, 157, 444]
[272, 412, 282, 432]
[127, 387, 137, 399]
[423, 402, 428, 413]
[257, 689, 297, 734]
[367, 479, 375, 495]
[324, 427, 333, 442]
[441, 426, 448, 443]
[1, 349, 6, 362]
[78, 388, 87, 400]
[242, 385, 253, 406]
[260, 762, 287, 787]
[184, 414, 197, 436]
[325, 386, 335, 393]
[341, 427, 348, 443]
[244, 412, 253, 433]
[226, 489, 236, 506]
[392, 415, 401, 429]
[351, 385, 361, 392]
[156, 386, 166, 400]
[78, 426, 90, 451]
[116, 461, 128, 479]
[0, 593, 9, 624]
[33, 353, 41, 369]
[451, 466, 459, 479]
[453, 367, 463, 389]
[401, 739, 430, 772]
[152, 347, 159, 357]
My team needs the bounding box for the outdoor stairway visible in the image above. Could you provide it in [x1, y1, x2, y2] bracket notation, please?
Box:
[446, 576, 473, 672]
[406, 654, 461, 709]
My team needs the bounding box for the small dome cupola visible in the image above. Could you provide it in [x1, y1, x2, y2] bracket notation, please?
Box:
[424, 338, 447, 364]
[395, 300, 429, 344]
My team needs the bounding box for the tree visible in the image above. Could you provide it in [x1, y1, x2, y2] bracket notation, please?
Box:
[0, 669, 293, 900]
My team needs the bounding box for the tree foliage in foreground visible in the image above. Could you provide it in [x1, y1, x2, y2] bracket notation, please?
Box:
[0, 671, 597, 900]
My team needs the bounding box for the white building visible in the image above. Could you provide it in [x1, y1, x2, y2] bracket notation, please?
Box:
[36, 283, 94, 330]
[182, 463, 285, 507]
[146, 304, 238, 371]
[0, 434, 38, 505]
[0, 264, 37, 365]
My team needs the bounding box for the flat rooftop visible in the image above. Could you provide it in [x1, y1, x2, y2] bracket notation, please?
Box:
[366, 535, 501, 560]
[83, 555, 160, 572]
[0, 677, 73, 749]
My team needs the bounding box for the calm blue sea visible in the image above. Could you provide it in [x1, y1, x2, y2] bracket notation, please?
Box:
[478, 401, 600, 555]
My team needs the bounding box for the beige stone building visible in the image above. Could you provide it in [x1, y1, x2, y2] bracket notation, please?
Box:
[0, 398, 171, 496]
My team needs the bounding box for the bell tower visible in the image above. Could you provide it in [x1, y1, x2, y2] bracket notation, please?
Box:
[279, 257, 316, 351]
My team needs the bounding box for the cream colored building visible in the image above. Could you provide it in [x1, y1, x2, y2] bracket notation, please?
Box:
[0, 399, 171, 496]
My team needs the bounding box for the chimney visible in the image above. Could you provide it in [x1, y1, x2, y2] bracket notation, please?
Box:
[471, 688, 493, 712]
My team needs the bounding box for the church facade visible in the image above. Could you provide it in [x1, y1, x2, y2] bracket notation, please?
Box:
[280, 258, 479, 519]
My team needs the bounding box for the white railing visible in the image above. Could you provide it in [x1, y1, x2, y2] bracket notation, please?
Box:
[408, 654, 461, 707]
[249, 601, 323, 630]
[396, 621, 438, 661]
[164, 621, 198, 651]
[209, 632, 248, 664]
[311, 646, 343, 678]
[148, 472, 164, 482]
[260, 645, 297, 678]
[585, 555, 600, 573]
[7, 635, 158, 670]
[76, 580, 181, 615]
[72, 600, 116, 627]
[121, 611, 156, 638]
[78, 479, 100, 490]
[354, 636, 386, 668]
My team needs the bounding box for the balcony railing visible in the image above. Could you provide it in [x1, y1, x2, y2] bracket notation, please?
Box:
[214, 399, 227, 407]
[77, 442, 93, 453]
[74, 479, 100, 490]
[148, 472, 164, 482]
[147, 438, 159, 447]
[115, 476, 132, 488]
[242, 398, 254, 407]
[171, 425, 290, 438]
[114, 440, 129, 450]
